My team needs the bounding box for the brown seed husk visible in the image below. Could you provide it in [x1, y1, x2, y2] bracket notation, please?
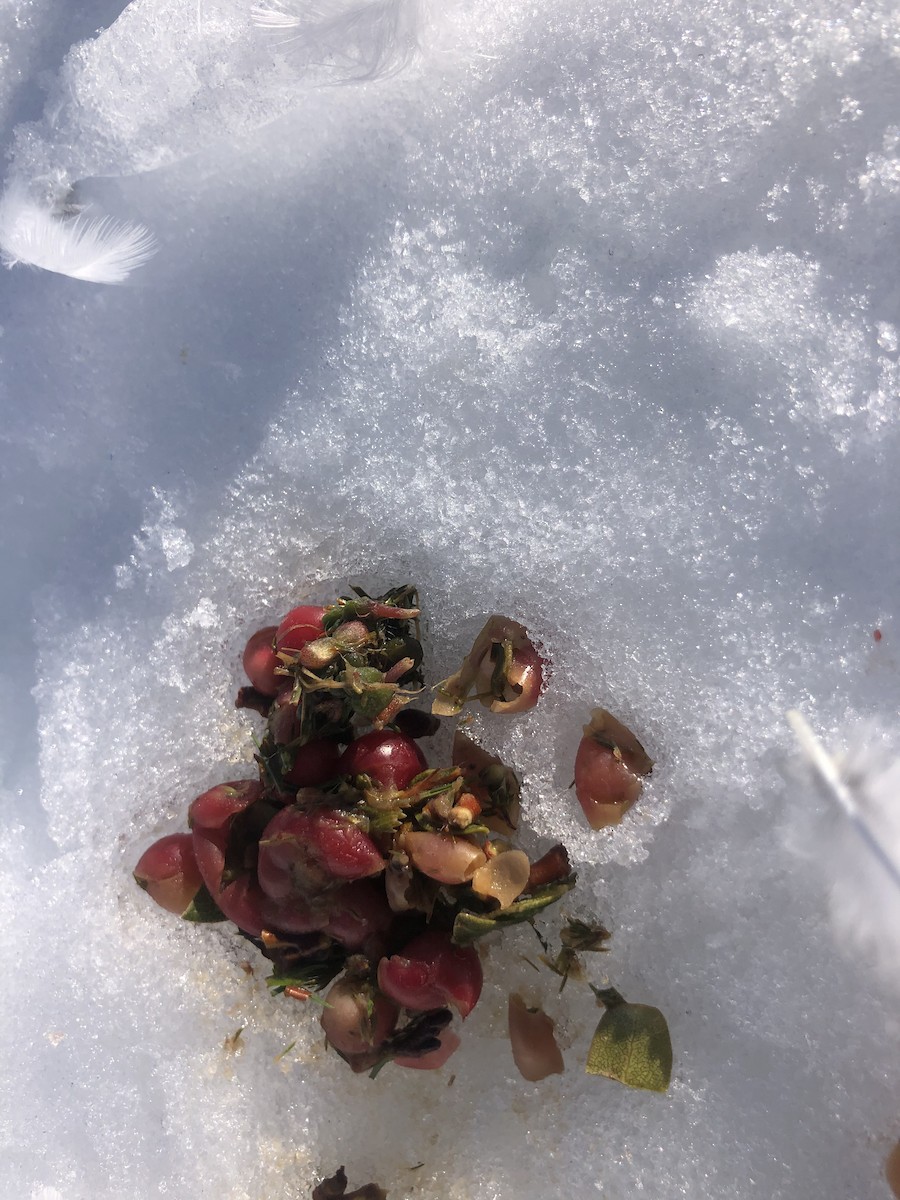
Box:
[508, 993, 565, 1082]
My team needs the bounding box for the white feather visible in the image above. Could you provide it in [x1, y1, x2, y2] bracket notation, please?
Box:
[251, 0, 421, 83]
[787, 711, 900, 991]
[251, 2, 303, 28]
[0, 183, 156, 284]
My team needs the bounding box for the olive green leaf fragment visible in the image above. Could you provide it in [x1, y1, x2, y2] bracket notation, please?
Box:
[181, 883, 227, 923]
[451, 880, 575, 946]
[343, 666, 397, 720]
[586, 987, 672, 1093]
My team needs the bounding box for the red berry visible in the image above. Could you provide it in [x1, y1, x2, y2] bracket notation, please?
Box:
[189, 781, 323, 936]
[323, 879, 394, 952]
[284, 739, 343, 788]
[189, 779, 264, 834]
[133, 833, 203, 915]
[377, 930, 482, 1018]
[275, 605, 327, 655]
[257, 808, 385, 903]
[241, 626, 281, 696]
[339, 730, 427, 790]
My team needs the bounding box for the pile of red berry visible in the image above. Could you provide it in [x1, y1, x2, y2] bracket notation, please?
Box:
[134, 587, 576, 1075]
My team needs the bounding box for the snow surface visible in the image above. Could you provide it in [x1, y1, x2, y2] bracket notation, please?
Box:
[2, 0, 900, 1196]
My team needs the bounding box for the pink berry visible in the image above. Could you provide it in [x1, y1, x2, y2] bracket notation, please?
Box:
[257, 807, 385, 903]
[377, 930, 482, 1018]
[189, 779, 264, 832]
[274, 605, 327, 656]
[189, 781, 323, 936]
[322, 879, 394, 952]
[133, 833, 203, 915]
[241, 626, 281, 696]
[339, 730, 427, 790]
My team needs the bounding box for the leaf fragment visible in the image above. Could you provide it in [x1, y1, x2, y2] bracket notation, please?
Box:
[585, 994, 672, 1093]
[451, 880, 575, 946]
[181, 882, 227, 923]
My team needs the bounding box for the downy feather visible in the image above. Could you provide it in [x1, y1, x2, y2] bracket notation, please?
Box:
[251, 0, 421, 82]
[0, 182, 156, 284]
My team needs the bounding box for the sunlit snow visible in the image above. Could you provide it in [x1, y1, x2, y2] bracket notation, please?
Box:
[2, 1, 900, 1197]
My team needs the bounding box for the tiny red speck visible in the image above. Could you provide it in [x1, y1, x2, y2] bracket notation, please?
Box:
[873, 629, 883, 642]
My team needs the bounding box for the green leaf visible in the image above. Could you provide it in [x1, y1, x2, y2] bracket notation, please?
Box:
[451, 880, 575, 946]
[181, 883, 228, 923]
[585, 1001, 672, 1093]
[343, 666, 396, 719]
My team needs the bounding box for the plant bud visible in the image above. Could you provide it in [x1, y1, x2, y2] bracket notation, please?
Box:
[299, 637, 340, 669]
[331, 620, 369, 650]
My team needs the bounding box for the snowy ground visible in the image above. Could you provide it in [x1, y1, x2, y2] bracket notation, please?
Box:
[2, 1, 900, 1197]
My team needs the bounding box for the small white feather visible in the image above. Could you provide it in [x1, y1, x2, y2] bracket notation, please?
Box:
[251, 0, 421, 83]
[787, 711, 900, 991]
[251, 2, 303, 28]
[0, 183, 156, 284]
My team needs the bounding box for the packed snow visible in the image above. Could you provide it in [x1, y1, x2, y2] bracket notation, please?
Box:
[2, 1, 900, 1197]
